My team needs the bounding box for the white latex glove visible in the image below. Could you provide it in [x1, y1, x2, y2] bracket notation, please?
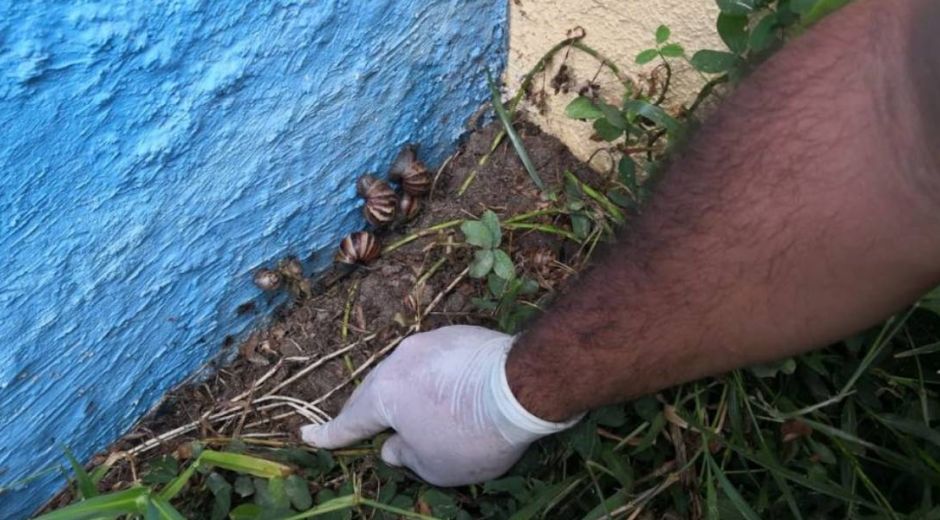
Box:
[300, 325, 580, 486]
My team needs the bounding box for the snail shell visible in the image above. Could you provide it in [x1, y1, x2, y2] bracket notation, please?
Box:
[336, 231, 381, 265]
[398, 192, 421, 221]
[278, 256, 304, 279]
[389, 145, 431, 196]
[356, 174, 397, 226]
[253, 268, 282, 291]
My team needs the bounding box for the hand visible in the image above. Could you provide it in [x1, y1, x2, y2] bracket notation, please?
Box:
[300, 325, 579, 486]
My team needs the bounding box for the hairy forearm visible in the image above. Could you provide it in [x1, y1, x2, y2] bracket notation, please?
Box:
[508, 0, 940, 422]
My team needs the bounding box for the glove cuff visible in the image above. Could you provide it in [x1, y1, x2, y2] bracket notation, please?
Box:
[487, 337, 582, 444]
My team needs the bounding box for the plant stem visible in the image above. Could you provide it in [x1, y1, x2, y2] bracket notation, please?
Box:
[564, 171, 625, 223]
[503, 222, 580, 242]
[382, 219, 463, 255]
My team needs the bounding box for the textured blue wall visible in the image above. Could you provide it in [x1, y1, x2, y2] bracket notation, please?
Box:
[0, 0, 505, 516]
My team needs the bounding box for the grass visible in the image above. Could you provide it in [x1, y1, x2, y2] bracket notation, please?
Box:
[38, 1, 940, 518]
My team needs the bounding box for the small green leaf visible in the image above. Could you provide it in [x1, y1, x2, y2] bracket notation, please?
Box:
[659, 43, 684, 58]
[487, 272, 510, 296]
[618, 156, 637, 191]
[571, 213, 591, 240]
[421, 489, 459, 519]
[141, 456, 179, 486]
[592, 405, 627, 427]
[285, 474, 313, 510]
[519, 278, 539, 295]
[690, 50, 739, 74]
[481, 210, 502, 248]
[483, 476, 529, 501]
[593, 118, 623, 142]
[790, 0, 818, 14]
[492, 249, 515, 280]
[597, 101, 628, 130]
[802, 0, 851, 25]
[624, 100, 683, 137]
[228, 503, 262, 520]
[473, 297, 498, 311]
[749, 358, 797, 378]
[233, 475, 254, 498]
[261, 477, 290, 510]
[717, 13, 749, 54]
[606, 188, 633, 208]
[716, 0, 759, 15]
[749, 13, 779, 53]
[460, 220, 496, 249]
[565, 96, 604, 120]
[469, 249, 495, 278]
[655, 25, 671, 44]
[635, 48, 659, 65]
[206, 472, 231, 520]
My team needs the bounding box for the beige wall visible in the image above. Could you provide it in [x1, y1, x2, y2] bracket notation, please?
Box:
[506, 0, 724, 170]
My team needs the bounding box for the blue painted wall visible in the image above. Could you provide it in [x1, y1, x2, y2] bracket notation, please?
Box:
[0, 1, 505, 516]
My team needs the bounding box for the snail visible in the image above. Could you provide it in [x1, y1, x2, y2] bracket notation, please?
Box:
[278, 256, 313, 299]
[356, 174, 397, 226]
[336, 231, 381, 265]
[389, 144, 430, 196]
[253, 268, 282, 291]
[278, 256, 304, 279]
[398, 192, 421, 222]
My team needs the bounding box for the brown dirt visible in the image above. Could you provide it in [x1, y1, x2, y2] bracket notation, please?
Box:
[42, 119, 608, 508]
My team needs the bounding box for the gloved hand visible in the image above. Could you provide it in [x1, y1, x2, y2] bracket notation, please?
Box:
[300, 325, 580, 486]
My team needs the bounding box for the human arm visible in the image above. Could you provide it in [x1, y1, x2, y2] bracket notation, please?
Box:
[507, 0, 940, 421]
[303, 0, 940, 483]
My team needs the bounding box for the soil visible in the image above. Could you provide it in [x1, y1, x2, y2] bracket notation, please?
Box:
[41, 119, 608, 510]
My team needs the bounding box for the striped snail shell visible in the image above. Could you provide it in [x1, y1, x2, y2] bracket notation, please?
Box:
[389, 145, 430, 196]
[398, 192, 421, 221]
[253, 268, 282, 291]
[356, 174, 397, 226]
[336, 231, 381, 265]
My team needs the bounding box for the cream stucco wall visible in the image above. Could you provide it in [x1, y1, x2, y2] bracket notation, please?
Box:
[506, 0, 724, 170]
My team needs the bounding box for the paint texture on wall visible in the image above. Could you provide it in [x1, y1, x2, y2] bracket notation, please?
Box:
[0, 1, 505, 516]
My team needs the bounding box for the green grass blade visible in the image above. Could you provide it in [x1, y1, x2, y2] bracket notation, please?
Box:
[158, 459, 199, 502]
[198, 449, 293, 478]
[283, 494, 438, 520]
[564, 171, 625, 224]
[147, 496, 187, 520]
[359, 498, 440, 519]
[509, 476, 584, 520]
[34, 487, 148, 520]
[486, 70, 545, 191]
[581, 491, 628, 520]
[839, 307, 914, 396]
[63, 448, 98, 499]
[281, 494, 359, 519]
[894, 340, 940, 358]
[877, 414, 940, 449]
[704, 451, 761, 520]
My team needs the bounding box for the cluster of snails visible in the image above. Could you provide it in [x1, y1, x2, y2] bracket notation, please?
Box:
[252, 145, 431, 295]
[334, 145, 431, 266]
[357, 145, 430, 228]
[253, 256, 312, 299]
